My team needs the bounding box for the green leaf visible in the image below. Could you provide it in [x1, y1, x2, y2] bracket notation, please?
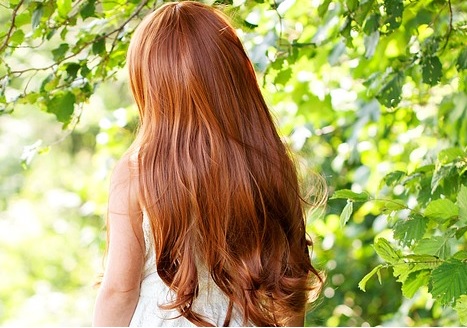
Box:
[52, 43, 69, 61]
[318, 0, 331, 18]
[438, 147, 465, 164]
[380, 199, 406, 214]
[403, 254, 441, 264]
[457, 185, 467, 224]
[354, 0, 375, 25]
[414, 164, 435, 174]
[346, 0, 359, 12]
[328, 41, 346, 66]
[393, 215, 428, 246]
[80, 82, 93, 98]
[430, 259, 467, 305]
[431, 164, 455, 194]
[101, 0, 117, 11]
[383, 0, 403, 31]
[340, 200, 353, 227]
[453, 250, 467, 260]
[80, 0, 96, 19]
[358, 264, 383, 292]
[65, 63, 81, 82]
[60, 27, 68, 40]
[340, 17, 352, 46]
[392, 260, 411, 282]
[393, 255, 441, 283]
[402, 270, 431, 299]
[455, 295, 467, 325]
[457, 48, 467, 71]
[414, 236, 451, 259]
[243, 20, 257, 29]
[46, 92, 76, 125]
[421, 56, 442, 86]
[15, 12, 30, 28]
[376, 72, 403, 108]
[363, 13, 380, 35]
[39, 74, 53, 93]
[57, 0, 72, 18]
[10, 29, 24, 45]
[424, 199, 458, 223]
[408, 8, 432, 31]
[364, 31, 379, 58]
[456, 226, 467, 240]
[9, 0, 21, 7]
[31, 4, 43, 30]
[19, 92, 40, 104]
[42, 77, 59, 92]
[424, 36, 440, 56]
[92, 37, 106, 55]
[80, 63, 90, 78]
[383, 170, 406, 186]
[331, 189, 370, 202]
[274, 68, 292, 86]
[270, 57, 284, 71]
[374, 238, 401, 264]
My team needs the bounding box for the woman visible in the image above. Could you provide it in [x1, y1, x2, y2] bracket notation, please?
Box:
[93, 1, 323, 326]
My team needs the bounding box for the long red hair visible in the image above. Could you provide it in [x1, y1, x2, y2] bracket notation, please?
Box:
[127, 1, 322, 326]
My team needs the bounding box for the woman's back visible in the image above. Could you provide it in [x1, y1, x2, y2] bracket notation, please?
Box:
[130, 214, 247, 327]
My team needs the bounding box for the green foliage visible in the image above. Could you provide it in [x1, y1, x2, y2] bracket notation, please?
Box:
[333, 144, 467, 320]
[319, 0, 467, 322]
[430, 259, 467, 306]
[331, 189, 370, 202]
[374, 237, 402, 264]
[334, 145, 467, 320]
[358, 264, 383, 292]
[455, 295, 467, 325]
[0, 0, 141, 120]
[393, 215, 428, 246]
[457, 185, 467, 223]
[339, 200, 353, 226]
[424, 199, 458, 222]
[47, 91, 76, 126]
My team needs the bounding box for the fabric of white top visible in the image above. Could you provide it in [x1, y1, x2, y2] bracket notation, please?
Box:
[129, 213, 249, 327]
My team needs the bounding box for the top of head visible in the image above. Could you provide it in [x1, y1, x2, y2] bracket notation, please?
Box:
[127, 1, 256, 123]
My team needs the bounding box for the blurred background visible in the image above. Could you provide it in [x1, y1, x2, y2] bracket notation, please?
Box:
[1, 0, 466, 326]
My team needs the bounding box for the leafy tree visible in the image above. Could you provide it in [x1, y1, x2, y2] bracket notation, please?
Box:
[324, 0, 467, 323]
[1, 0, 466, 325]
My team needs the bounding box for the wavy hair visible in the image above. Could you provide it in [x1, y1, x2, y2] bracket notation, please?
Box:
[127, 1, 323, 326]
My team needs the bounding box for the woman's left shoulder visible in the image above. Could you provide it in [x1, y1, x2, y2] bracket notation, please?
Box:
[109, 151, 141, 215]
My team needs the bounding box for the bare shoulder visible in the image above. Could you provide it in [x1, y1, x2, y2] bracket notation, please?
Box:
[96, 152, 145, 313]
[110, 152, 139, 184]
[109, 152, 140, 216]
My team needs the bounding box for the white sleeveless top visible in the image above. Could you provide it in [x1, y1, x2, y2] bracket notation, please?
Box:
[129, 214, 249, 327]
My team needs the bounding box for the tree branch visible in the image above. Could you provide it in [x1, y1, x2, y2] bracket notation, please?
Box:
[0, 0, 25, 53]
[272, 0, 286, 49]
[441, 0, 453, 52]
[2, 0, 150, 79]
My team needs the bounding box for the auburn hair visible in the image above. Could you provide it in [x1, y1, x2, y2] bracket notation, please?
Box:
[126, 1, 323, 326]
